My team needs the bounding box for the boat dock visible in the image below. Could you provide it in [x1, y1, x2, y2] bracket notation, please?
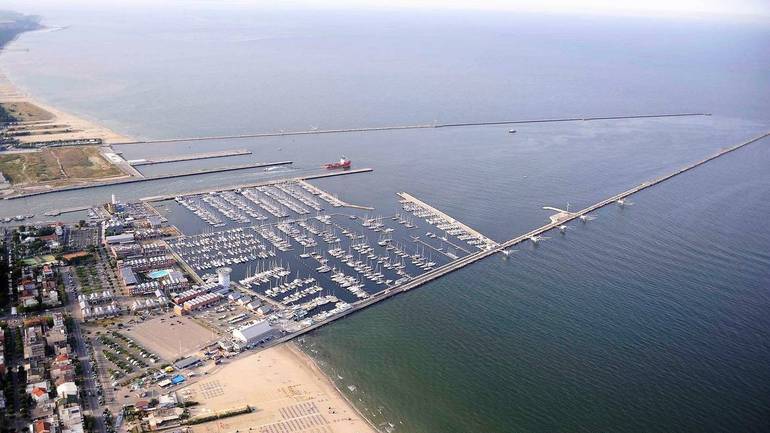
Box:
[298, 179, 374, 210]
[4, 161, 293, 200]
[397, 192, 499, 250]
[111, 112, 711, 146]
[269, 130, 769, 340]
[140, 168, 374, 202]
[127, 149, 252, 166]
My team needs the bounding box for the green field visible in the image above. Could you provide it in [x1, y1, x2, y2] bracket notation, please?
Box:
[0, 146, 124, 185]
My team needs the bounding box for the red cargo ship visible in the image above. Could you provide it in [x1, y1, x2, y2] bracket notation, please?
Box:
[324, 156, 351, 169]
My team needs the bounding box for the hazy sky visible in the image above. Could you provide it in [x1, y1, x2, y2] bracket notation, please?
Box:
[5, 0, 770, 19]
[296, 0, 770, 17]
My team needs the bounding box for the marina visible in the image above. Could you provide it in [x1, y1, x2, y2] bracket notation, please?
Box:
[156, 172, 515, 329]
[151, 129, 770, 345]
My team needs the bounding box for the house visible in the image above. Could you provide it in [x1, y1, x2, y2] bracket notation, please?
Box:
[52, 312, 65, 331]
[23, 326, 47, 361]
[30, 387, 49, 404]
[146, 408, 184, 430]
[53, 353, 70, 365]
[43, 289, 60, 306]
[26, 361, 48, 383]
[157, 393, 178, 408]
[51, 364, 76, 387]
[58, 404, 84, 433]
[26, 381, 50, 394]
[42, 265, 54, 279]
[29, 420, 54, 433]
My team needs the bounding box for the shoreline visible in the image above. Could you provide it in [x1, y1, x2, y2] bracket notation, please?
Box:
[0, 23, 141, 195]
[0, 18, 132, 144]
[0, 72, 133, 146]
[289, 342, 384, 433]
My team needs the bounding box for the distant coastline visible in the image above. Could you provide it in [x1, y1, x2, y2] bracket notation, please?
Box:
[0, 13, 138, 198]
[0, 10, 43, 47]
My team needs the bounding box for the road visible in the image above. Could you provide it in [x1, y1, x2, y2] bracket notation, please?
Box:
[63, 266, 107, 433]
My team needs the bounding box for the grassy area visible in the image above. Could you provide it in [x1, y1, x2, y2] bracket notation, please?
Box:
[56, 146, 123, 178]
[0, 146, 124, 185]
[0, 102, 53, 122]
[75, 263, 103, 294]
[20, 255, 57, 267]
[0, 150, 61, 184]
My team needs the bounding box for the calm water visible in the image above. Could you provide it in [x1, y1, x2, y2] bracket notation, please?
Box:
[1, 5, 769, 432]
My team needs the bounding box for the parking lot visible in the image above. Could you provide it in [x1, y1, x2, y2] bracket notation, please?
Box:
[122, 314, 217, 360]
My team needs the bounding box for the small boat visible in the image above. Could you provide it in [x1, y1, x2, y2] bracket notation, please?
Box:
[323, 156, 351, 170]
[508, 129, 517, 134]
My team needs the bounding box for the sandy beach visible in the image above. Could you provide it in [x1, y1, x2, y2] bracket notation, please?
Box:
[0, 71, 132, 144]
[0, 60, 143, 193]
[179, 342, 378, 433]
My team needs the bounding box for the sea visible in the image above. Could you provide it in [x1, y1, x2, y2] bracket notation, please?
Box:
[1, 4, 769, 432]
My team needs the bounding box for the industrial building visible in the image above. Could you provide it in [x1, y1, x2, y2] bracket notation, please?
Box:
[173, 357, 201, 370]
[232, 320, 279, 349]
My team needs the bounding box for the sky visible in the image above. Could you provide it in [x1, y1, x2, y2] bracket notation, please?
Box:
[3, 0, 770, 20]
[294, 0, 770, 18]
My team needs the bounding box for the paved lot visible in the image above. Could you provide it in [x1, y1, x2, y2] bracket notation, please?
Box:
[123, 314, 216, 360]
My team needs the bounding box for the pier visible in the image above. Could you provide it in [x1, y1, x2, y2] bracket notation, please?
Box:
[127, 149, 252, 166]
[4, 161, 293, 200]
[43, 205, 93, 216]
[110, 112, 711, 146]
[269, 130, 768, 340]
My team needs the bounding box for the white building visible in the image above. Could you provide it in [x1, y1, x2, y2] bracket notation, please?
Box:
[232, 320, 278, 348]
[57, 382, 78, 399]
[217, 267, 231, 289]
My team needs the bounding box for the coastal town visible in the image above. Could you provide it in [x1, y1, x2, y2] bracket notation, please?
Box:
[0, 188, 394, 433]
[1, 4, 769, 433]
